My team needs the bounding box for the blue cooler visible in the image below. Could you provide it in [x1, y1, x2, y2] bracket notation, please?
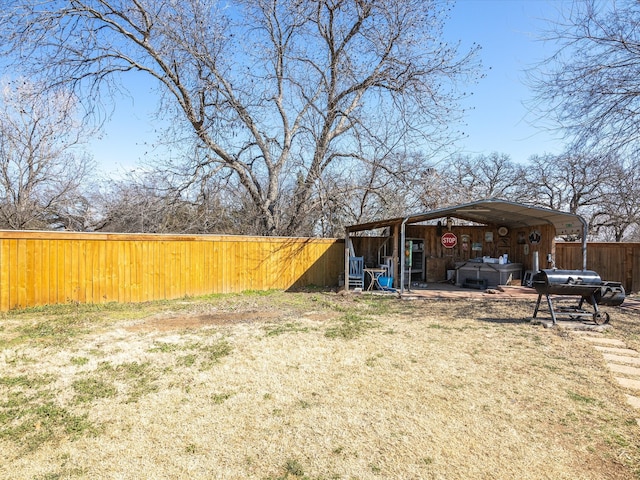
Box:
[377, 276, 394, 291]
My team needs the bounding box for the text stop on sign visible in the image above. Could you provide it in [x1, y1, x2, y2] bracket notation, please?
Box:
[441, 232, 457, 248]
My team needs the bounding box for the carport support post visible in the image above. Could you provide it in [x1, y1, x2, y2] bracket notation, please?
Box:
[581, 219, 588, 271]
[392, 223, 400, 291]
[344, 228, 350, 292]
[400, 218, 409, 294]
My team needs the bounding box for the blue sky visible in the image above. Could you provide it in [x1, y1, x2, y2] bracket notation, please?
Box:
[91, 0, 569, 176]
[443, 0, 567, 162]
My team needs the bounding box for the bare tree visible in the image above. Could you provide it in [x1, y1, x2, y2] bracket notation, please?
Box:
[93, 169, 256, 234]
[524, 152, 613, 214]
[531, 0, 640, 156]
[589, 157, 640, 241]
[0, 80, 92, 230]
[309, 148, 444, 236]
[0, 0, 480, 236]
[623, 224, 640, 242]
[526, 0, 640, 240]
[438, 152, 527, 204]
[521, 151, 620, 240]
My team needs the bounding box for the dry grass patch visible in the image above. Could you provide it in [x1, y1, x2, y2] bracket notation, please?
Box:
[0, 291, 639, 479]
[610, 294, 640, 352]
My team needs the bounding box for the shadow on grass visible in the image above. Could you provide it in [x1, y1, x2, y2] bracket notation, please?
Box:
[475, 316, 533, 325]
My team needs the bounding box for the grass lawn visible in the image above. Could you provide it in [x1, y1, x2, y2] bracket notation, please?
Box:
[1, 290, 640, 479]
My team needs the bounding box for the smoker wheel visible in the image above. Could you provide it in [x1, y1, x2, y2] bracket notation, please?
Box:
[593, 312, 610, 325]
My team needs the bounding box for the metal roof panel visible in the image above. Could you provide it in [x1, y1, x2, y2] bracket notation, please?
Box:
[346, 199, 586, 235]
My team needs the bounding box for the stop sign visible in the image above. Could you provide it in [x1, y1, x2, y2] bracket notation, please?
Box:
[441, 232, 457, 248]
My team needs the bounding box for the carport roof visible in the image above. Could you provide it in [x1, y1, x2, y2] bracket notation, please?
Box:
[346, 198, 587, 236]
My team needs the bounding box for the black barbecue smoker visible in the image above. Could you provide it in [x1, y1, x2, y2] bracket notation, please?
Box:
[531, 269, 625, 325]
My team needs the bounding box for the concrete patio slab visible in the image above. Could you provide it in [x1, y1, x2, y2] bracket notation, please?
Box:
[579, 337, 627, 347]
[603, 354, 640, 366]
[594, 346, 639, 356]
[616, 377, 640, 390]
[608, 363, 640, 377]
[625, 394, 640, 409]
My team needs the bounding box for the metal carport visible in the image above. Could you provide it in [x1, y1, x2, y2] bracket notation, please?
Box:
[345, 198, 588, 294]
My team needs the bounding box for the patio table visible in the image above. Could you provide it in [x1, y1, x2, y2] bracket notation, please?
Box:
[364, 268, 387, 291]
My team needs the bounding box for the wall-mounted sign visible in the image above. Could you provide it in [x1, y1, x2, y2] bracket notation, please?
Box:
[485, 231, 493, 242]
[441, 232, 457, 249]
[529, 230, 541, 245]
[472, 242, 483, 251]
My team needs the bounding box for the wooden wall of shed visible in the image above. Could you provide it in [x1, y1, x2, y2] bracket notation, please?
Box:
[405, 224, 556, 271]
[351, 223, 557, 277]
[350, 236, 392, 268]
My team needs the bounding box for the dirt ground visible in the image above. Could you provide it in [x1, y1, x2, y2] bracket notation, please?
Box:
[1, 290, 640, 479]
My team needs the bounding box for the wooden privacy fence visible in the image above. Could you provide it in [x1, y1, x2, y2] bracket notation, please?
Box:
[0, 231, 344, 312]
[555, 242, 640, 294]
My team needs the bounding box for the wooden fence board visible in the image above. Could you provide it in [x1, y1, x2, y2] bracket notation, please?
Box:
[17, 239, 27, 309]
[26, 239, 37, 307]
[59, 241, 68, 304]
[0, 240, 8, 309]
[555, 242, 640, 293]
[8, 241, 16, 307]
[71, 241, 77, 302]
[0, 231, 344, 311]
[634, 248, 640, 294]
